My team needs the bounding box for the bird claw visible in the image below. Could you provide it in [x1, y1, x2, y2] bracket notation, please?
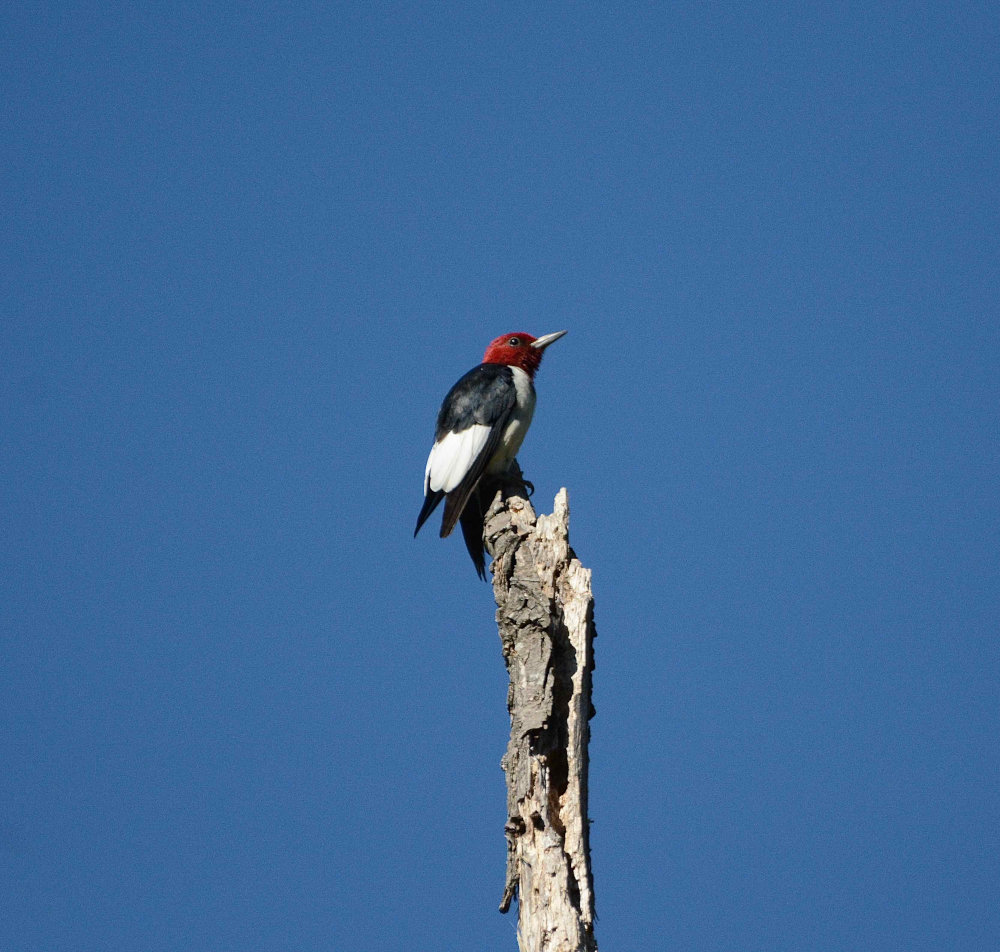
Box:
[522, 479, 535, 497]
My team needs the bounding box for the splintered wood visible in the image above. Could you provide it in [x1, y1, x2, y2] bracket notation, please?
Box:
[484, 485, 598, 952]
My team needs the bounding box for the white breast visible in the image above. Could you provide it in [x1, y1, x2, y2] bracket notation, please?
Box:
[486, 366, 535, 474]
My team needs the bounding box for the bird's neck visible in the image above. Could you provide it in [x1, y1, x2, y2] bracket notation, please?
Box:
[484, 353, 540, 377]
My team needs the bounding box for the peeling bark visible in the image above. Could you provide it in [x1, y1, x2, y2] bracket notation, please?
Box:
[484, 472, 598, 952]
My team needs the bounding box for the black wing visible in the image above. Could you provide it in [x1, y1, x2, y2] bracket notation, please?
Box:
[414, 364, 517, 560]
[435, 365, 517, 538]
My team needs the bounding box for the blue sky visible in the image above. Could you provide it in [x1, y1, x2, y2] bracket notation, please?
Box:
[2, 2, 998, 950]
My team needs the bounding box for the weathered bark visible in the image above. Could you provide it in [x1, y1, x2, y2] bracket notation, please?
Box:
[484, 473, 598, 952]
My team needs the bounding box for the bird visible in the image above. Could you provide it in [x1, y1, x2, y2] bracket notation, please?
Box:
[414, 330, 567, 579]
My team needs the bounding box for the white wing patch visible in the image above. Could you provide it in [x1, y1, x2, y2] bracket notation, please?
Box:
[424, 424, 492, 493]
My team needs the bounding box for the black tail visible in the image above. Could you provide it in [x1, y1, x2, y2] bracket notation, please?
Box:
[414, 489, 445, 537]
[458, 486, 488, 581]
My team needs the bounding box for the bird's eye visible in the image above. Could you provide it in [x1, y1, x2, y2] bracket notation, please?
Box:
[508, 337, 521, 346]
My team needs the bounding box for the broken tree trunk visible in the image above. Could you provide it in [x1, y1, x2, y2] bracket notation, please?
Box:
[483, 475, 598, 952]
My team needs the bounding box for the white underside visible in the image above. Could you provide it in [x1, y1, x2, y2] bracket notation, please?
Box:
[424, 366, 535, 493]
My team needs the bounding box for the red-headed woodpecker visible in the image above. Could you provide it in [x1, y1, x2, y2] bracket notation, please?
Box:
[414, 330, 567, 579]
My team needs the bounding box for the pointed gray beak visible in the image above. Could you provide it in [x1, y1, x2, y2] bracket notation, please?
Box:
[531, 330, 568, 350]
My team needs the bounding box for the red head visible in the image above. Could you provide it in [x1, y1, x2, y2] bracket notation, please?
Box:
[482, 330, 567, 376]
